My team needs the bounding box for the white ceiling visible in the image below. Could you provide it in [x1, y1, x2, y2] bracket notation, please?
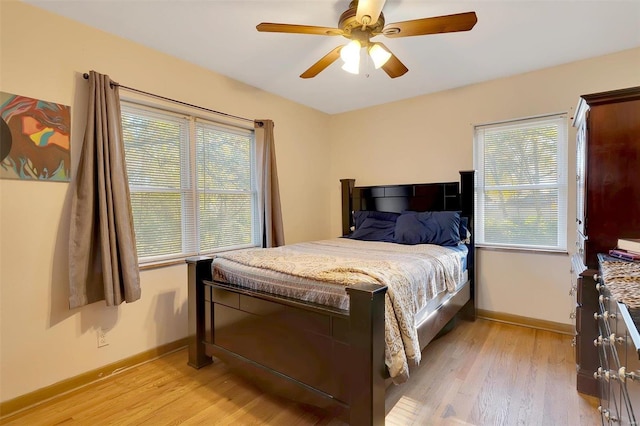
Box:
[25, 0, 640, 114]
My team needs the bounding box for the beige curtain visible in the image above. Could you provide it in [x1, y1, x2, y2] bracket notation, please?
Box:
[68, 71, 141, 308]
[255, 120, 284, 247]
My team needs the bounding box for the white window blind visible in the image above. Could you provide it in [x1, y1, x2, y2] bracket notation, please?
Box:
[195, 120, 257, 253]
[121, 102, 258, 263]
[474, 114, 567, 251]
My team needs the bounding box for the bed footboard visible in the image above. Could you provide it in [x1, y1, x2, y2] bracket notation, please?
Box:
[347, 283, 387, 424]
[187, 256, 213, 369]
[187, 256, 387, 425]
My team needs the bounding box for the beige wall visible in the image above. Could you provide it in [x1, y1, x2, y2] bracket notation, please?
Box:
[2, 0, 640, 405]
[0, 2, 331, 402]
[328, 47, 640, 325]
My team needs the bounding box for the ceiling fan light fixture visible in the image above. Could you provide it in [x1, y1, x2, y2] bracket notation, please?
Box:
[340, 39, 361, 63]
[341, 59, 360, 74]
[368, 43, 391, 69]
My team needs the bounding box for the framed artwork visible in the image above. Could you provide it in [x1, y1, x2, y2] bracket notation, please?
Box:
[0, 92, 71, 181]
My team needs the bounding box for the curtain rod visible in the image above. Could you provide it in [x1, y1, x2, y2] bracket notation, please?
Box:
[82, 73, 256, 124]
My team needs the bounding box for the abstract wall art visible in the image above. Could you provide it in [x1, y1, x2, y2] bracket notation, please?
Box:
[0, 92, 71, 181]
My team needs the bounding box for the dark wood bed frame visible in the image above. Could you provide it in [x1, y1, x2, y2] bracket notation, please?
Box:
[187, 170, 476, 425]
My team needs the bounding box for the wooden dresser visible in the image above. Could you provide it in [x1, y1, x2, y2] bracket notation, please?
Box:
[571, 257, 600, 396]
[593, 255, 640, 424]
[571, 86, 640, 397]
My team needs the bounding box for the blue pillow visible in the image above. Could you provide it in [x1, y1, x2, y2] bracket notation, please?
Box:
[393, 213, 429, 245]
[429, 211, 461, 246]
[353, 210, 400, 229]
[348, 217, 396, 242]
[402, 210, 468, 242]
[394, 211, 461, 246]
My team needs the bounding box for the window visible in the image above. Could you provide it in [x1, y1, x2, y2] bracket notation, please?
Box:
[121, 102, 259, 263]
[474, 114, 567, 251]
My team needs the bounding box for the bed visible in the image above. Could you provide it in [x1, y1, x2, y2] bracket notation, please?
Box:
[187, 170, 476, 425]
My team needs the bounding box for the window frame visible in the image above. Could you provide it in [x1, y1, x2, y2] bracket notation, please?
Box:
[121, 99, 260, 266]
[473, 113, 568, 252]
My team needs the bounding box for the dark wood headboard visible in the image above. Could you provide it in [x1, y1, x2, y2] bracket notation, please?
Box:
[340, 171, 475, 236]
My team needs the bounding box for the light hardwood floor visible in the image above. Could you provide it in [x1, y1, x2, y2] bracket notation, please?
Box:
[1, 319, 600, 425]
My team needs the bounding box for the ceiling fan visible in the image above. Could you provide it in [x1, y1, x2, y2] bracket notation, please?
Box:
[256, 0, 477, 79]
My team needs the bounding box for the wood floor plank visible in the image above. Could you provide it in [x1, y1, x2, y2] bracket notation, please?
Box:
[511, 328, 550, 426]
[1, 319, 600, 425]
[456, 321, 505, 424]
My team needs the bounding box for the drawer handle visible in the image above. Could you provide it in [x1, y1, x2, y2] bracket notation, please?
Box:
[598, 406, 619, 423]
[593, 336, 609, 347]
[604, 370, 618, 382]
[619, 367, 639, 383]
[604, 410, 618, 423]
[593, 273, 599, 282]
[594, 311, 615, 321]
[610, 333, 626, 345]
[599, 295, 609, 304]
[594, 367, 603, 379]
[596, 283, 606, 292]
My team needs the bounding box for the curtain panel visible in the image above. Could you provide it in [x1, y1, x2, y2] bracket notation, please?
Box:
[68, 71, 141, 308]
[254, 119, 284, 248]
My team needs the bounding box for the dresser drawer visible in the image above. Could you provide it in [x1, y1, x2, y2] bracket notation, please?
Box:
[595, 336, 613, 372]
[622, 373, 640, 425]
[578, 272, 599, 307]
[573, 260, 600, 397]
[610, 302, 628, 350]
[577, 306, 601, 373]
[608, 378, 623, 424]
[619, 304, 640, 423]
[618, 343, 639, 425]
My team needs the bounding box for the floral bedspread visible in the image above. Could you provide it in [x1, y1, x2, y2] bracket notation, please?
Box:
[214, 238, 464, 383]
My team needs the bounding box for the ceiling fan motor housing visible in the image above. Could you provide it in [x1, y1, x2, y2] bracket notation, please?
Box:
[340, 1, 385, 42]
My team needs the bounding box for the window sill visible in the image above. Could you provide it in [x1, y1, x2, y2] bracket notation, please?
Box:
[476, 245, 568, 255]
[139, 258, 188, 271]
[138, 246, 260, 271]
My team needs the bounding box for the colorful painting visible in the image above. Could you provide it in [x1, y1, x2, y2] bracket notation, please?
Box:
[0, 92, 71, 181]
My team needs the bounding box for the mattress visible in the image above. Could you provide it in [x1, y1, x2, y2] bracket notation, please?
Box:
[212, 238, 468, 311]
[211, 238, 468, 382]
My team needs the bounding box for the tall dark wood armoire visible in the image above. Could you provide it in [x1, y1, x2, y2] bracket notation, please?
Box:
[571, 86, 640, 396]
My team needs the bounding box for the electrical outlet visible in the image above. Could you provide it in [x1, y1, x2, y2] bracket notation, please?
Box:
[97, 328, 109, 348]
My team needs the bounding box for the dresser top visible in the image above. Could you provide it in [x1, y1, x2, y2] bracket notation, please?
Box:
[598, 254, 640, 357]
[599, 255, 640, 308]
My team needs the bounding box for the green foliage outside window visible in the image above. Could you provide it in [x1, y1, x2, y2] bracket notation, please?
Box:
[122, 104, 257, 262]
[475, 116, 567, 250]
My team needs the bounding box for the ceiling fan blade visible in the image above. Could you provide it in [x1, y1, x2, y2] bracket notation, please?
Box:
[300, 46, 343, 79]
[383, 11, 477, 38]
[356, 0, 386, 26]
[257, 23, 343, 36]
[376, 43, 408, 78]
